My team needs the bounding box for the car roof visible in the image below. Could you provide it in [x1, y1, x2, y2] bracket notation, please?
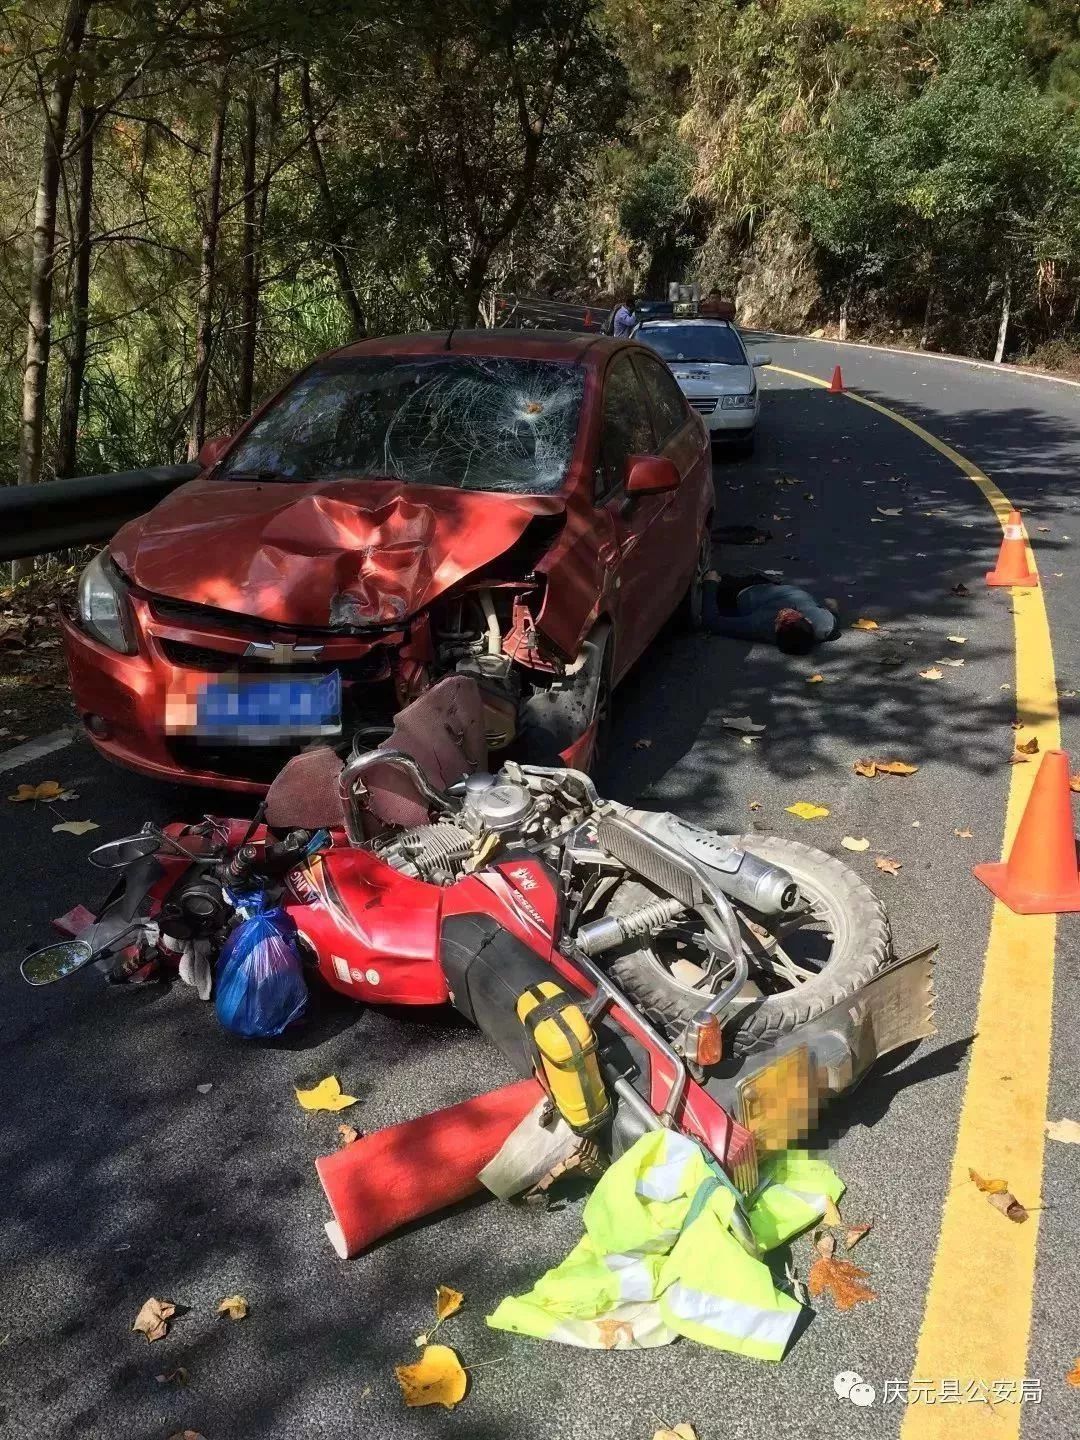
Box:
[637, 318, 735, 330]
[329, 329, 620, 366]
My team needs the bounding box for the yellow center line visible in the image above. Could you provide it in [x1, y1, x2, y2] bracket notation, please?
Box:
[772, 365, 1059, 1437]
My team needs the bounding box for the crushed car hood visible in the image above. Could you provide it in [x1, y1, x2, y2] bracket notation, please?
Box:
[111, 477, 565, 629]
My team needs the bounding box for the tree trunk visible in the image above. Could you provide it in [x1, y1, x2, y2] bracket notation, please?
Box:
[838, 295, 849, 343]
[993, 273, 1011, 364]
[56, 101, 96, 479]
[187, 78, 229, 462]
[459, 255, 489, 327]
[920, 284, 935, 350]
[14, 0, 93, 579]
[237, 88, 258, 417]
[300, 62, 365, 337]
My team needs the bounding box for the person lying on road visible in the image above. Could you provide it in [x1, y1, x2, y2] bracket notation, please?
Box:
[703, 571, 839, 654]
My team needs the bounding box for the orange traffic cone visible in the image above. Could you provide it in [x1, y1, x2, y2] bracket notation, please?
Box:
[584, 308, 592, 329]
[829, 365, 844, 393]
[986, 509, 1039, 587]
[973, 749, 1080, 913]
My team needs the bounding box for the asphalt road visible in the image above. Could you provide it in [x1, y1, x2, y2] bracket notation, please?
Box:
[2, 338, 1079, 1440]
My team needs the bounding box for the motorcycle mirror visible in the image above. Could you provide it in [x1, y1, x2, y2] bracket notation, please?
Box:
[87, 832, 162, 868]
[20, 938, 95, 986]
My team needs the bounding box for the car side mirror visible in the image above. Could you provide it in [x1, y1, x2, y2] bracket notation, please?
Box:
[625, 455, 680, 496]
[197, 433, 231, 469]
[751, 353, 771, 368]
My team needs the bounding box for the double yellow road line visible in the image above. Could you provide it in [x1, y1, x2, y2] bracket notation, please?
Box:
[773, 365, 1059, 1438]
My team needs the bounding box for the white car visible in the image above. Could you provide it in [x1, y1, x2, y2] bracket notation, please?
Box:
[633, 317, 770, 455]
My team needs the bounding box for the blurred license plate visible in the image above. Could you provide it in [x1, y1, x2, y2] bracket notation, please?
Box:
[737, 1044, 818, 1155]
[167, 671, 342, 742]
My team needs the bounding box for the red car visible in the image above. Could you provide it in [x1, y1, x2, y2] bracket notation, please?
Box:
[63, 330, 713, 792]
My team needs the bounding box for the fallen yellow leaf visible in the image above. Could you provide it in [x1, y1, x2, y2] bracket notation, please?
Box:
[8, 780, 63, 802]
[52, 819, 100, 836]
[968, 1167, 1009, 1195]
[919, 667, 943, 680]
[435, 1285, 464, 1323]
[395, 1344, 467, 1409]
[1046, 1117, 1080, 1145]
[823, 1196, 843, 1226]
[133, 1297, 176, 1343]
[786, 802, 829, 820]
[653, 1426, 698, 1440]
[841, 836, 869, 852]
[946, 635, 966, 644]
[806, 673, 824, 684]
[216, 1295, 248, 1321]
[295, 1076, 359, 1112]
[853, 618, 879, 631]
[845, 1221, 873, 1250]
[748, 799, 762, 811]
[853, 759, 918, 778]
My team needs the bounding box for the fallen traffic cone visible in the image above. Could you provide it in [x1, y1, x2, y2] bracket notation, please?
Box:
[315, 1078, 542, 1258]
[986, 509, 1039, 587]
[829, 365, 844, 393]
[973, 749, 1080, 913]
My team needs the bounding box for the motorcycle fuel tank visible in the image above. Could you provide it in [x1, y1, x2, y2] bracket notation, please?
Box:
[283, 845, 447, 1005]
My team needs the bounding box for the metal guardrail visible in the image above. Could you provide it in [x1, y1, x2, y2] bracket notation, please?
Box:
[0, 465, 199, 563]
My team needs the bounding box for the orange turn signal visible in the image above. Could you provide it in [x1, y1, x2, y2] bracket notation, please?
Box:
[690, 1014, 723, 1067]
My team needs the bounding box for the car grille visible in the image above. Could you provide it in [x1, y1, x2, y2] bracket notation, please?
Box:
[159, 638, 390, 682]
[688, 397, 718, 415]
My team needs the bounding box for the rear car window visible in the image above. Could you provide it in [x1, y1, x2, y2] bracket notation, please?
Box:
[221, 356, 586, 495]
[637, 323, 747, 365]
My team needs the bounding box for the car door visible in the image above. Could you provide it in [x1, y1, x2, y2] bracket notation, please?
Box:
[595, 351, 670, 674]
[633, 349, 711, 607]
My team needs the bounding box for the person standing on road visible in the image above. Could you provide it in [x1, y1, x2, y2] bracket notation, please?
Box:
[612, 293, 637, 338]
[703, 571, 838, 654]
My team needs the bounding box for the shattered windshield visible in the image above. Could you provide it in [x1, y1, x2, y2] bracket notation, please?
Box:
[637, 323, 747, 366]
[221, 355, 586, 494]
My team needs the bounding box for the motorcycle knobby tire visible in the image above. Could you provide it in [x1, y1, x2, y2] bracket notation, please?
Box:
[601, 834, 892, 1058]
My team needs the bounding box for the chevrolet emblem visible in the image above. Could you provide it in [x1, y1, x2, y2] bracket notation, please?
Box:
[243, 640, 325, 664]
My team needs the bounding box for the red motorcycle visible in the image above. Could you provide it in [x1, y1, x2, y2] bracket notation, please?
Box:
[24, 678, 934, 1252]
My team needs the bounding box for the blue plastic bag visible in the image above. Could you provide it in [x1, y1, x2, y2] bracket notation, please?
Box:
[215, 894, 308, 1039]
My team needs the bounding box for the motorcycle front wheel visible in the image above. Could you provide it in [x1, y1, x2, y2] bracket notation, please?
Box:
[595, 834, 892, 1058]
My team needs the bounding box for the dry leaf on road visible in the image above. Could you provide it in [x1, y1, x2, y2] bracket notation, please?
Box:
[294, 1076, 358, 1112]
[815, 1230, 837, 1259]
[1046, 1118, 1080, 1145]
[722, 716, 766, 734]
[823, 1196, 843, 1226]
[950, 583, 970, 596]
[968, 1168, 1009, 1195]
[653, 1426, 698, 1440]
[946, 635, 967, 644]
[876, 507, 903, 517]
[1069, 775, 1080, 793]
[196, 1082, 213, 1094]
[1016, 736, 1040, 755]
[987, 1191, 1028, 1223]
[217, 1295, 248, 1321]
[936, 657, 965, 668]
[807, 1255, 877, 1310]
[132, 1297, 176, 1343]
[748, 800, 762, 811]
[807, 673, 824, 683]
[845, 1222, 873, 1250]
[853, 618, 880, 631]
[8, 780, 63, 803]
[875, 857, 902, 875]
[155, 1368, 189, 1385]
[435, 1286, 464, 1322]
[395, 1344, 467, 1409]
[786, 802, 829, 820]
[633, 738, 653, 750]
[52, 820, 100, 836]
[337, 1123, 360, 1145]
[165, 1432, 206, 1440]
[919, 667, 943, 681]
[1066, 1359, 1080, 1388]
[853, 759, 918, 778]
[841, 837, 870, 852]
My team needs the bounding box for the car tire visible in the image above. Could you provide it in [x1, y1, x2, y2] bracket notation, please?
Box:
[676, 525, 712, 631]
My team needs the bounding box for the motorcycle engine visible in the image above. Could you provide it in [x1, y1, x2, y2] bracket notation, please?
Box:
[375, 771, 538, 884]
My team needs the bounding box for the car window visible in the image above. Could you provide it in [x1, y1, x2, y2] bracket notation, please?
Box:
[635, 354, 689, 444]
[220, 356, 586, 495]
[598, 353, 655, 496]
[637, 322, 747, 366]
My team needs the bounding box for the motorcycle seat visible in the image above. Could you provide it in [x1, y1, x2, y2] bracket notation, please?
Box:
[264, 675, 488, 835]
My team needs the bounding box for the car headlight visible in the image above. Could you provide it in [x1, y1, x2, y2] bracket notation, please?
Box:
[721, 394, 757, 410]
[78, 550, 136, 654]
